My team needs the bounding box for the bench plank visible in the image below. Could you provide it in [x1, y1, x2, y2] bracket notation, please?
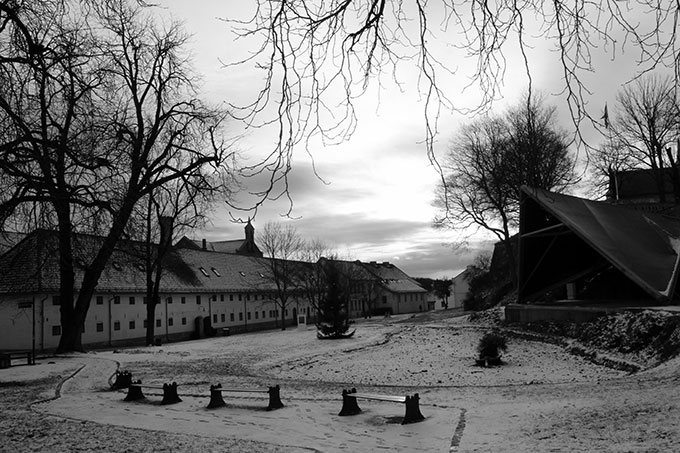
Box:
[124, 381, 181, 405]
[339, 388, 425, 424]
[207, 384, 284, 411]
[219, 387, 268, 393]
[350, 393, 406, 403]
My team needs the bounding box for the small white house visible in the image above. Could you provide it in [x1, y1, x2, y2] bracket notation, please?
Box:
[449, 270, 470, 309]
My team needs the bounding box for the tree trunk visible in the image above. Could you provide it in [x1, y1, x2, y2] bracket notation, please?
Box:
[59, 200, 136, 352]
[280, 301, 287, 330]
[56, 206, 78, 353]
[145, 295, 156, 345]
[145, 200, 155, 346]
[503, 238, 518, 290]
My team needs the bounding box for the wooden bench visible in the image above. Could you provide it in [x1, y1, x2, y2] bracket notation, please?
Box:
[207, 383, 284, 411]
[0, 350, 35, 369]
[124, 381, 182, 405]
[339, 388, 425, 424]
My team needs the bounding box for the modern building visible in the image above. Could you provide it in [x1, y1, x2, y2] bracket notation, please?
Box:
[506, 186, 680, 323]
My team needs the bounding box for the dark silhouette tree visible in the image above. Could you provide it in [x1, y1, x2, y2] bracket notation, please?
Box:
[258, 221, 304, 330]
[230, 1, 680, 200]
[434, 94, 574, 286]
[316, 259, 354, 339]
[0, 0, 236, 352]
[296, 238, 335, 321]
[599, 74, 680, 203]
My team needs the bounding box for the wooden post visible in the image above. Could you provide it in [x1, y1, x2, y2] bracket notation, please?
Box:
[338, 388, 362, 416]
[161, 382, 182, 405]
[207, 384, 226, 409]
[124, 381, 145, 401]
[267, 385, 284, 410]
[403, 393, 425, 424]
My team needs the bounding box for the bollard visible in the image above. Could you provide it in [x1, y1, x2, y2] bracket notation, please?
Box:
[267, 385, 285, 410]
[403, 393, 425, 424]
[124, 380, 145, 401]
[338, 388, 362, 416]
[161, 382, 182, 405]
[207, 384, 226, 409]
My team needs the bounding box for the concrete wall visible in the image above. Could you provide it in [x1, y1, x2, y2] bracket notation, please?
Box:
[505, 303, 626, 324]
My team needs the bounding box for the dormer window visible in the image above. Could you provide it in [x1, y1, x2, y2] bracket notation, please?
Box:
[211, 267, 221, 277]
[199, 267, 210, 277]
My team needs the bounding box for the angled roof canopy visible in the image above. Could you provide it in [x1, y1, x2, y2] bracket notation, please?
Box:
[519, 187, 680, 303]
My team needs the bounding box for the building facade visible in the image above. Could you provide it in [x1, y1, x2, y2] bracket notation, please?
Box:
[0, 227, 426, 351]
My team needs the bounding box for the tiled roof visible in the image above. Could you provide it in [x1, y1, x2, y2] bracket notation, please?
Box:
[325, 259, 426, 294]
[176, 237, 244, 253]
[360, 261, 427, 293]
[0, 230, 283, 294]
[0, 231, 26, 256]
[0, 230, 424, 296]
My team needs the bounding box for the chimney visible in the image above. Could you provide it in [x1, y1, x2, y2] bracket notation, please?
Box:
[202, 238, 207, 250]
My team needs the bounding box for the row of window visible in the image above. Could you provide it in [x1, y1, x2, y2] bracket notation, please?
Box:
[54, 293, 281, 306]
[53, 292, 424, 308]
[51, 317, 186, 336]
[50, 307, 306, 336]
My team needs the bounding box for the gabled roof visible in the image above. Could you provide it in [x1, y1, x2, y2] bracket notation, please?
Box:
[0, 230, 425, 297]
[175, 236, 263, 257]
[519, 186, 680, 303]
[176, 237, 245, 253]
[0, 231, 26, 256]
[360, 261, 427, 293]
[0, 230, 280, 294]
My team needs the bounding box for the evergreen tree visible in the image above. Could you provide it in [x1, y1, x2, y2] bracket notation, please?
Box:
[316, 260, 355, 339]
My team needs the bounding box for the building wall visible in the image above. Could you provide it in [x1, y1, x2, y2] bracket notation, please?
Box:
[2, 287, 434, 351]
[0, 290, 314, 352]
[450, 273, 469, 309]
[373, 290, 426, 315]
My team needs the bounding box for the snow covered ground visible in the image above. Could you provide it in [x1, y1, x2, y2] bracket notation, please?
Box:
[2, 310, 680, 452]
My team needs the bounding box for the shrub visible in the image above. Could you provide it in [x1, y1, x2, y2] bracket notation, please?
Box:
[477, 331, 508, 359]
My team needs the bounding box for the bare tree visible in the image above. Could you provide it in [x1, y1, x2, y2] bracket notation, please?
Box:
[606, 74, 680, 202]
[434, 95, 574, 285]
[230, 1, 680, 203]
[134, 166, 235, 346]
[257, 221, 305, 330]
[0, 0, 236, 352]
[295, 238, 335, 319]
[587, 135, 637, 199]
[0, 0, 116, 350]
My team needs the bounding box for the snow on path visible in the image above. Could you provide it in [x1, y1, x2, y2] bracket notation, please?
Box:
[17, 314, 680, 452]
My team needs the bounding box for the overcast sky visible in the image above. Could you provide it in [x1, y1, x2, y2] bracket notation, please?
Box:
[155, 1, 666, 278]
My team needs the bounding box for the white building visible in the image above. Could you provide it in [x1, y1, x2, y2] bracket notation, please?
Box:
[0, 227, 426, 351]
